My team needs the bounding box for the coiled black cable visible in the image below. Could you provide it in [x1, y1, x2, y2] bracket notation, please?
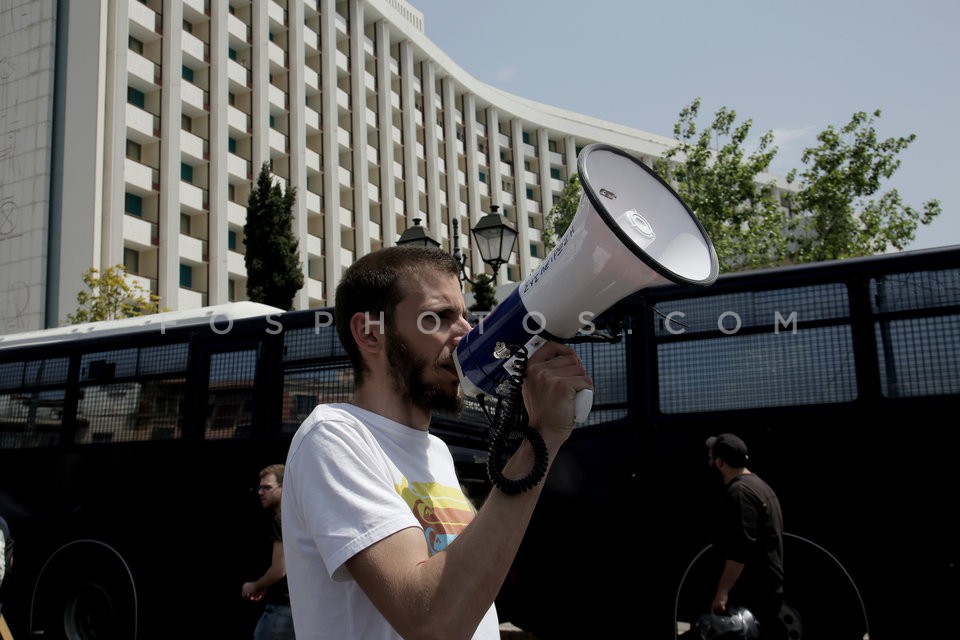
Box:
[484, 345, 549, 495]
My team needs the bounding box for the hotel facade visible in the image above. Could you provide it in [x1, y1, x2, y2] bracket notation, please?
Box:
[0, 0, 788, 334]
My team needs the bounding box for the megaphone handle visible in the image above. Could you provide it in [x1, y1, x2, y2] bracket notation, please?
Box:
[575, 389, 593, 423]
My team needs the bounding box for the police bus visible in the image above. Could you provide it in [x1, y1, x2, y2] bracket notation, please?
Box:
[1, 245, 957, 639]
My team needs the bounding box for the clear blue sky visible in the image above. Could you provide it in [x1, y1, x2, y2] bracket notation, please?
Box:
[410, 0, 959, 252]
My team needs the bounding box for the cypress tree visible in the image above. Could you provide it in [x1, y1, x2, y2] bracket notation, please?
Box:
[468, 273, 497, 312]
[244, 162, 304, 310]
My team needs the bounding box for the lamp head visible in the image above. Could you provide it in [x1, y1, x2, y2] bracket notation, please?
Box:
[471, 206, 518, 271]
[397, 218, 440, 249]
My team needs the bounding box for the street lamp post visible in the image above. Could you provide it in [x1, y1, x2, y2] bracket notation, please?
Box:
[451, 217, 473, 285]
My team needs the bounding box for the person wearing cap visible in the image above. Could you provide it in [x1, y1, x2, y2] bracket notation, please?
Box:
[705, 433, 788, 640]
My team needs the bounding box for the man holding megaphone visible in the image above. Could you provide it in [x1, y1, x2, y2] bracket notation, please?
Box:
[281, 245, 593, 640]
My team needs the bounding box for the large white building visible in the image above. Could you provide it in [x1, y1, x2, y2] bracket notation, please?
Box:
[0, 0, 787, 334]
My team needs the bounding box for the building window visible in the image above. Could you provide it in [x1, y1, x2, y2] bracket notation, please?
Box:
[228, 184, 236, 201]
[125, 193, 143, 216]
[129, 36, 143, 55]
[181, 163, 194, 182]
[269, 114, 276, 128]
[123, 248, 140, 273]
[530, 243, 539, 258]
[182, 114, 192, 132]
[180, 213, 191, 234]
[479, 171, 487, 184]
[522, 132, 530, 144]
[228, 47, 237, 61]
[127, 87, 146, 108]
[526, 188, 534, 200]
[228, 92, 236, 106]
[228, 278, 236, 301]
[182, 19, 193, 33]
[180, 264, 193, 288]
[228, 230, 237, 250]
[228, 137, 237, 154]
[182, 65, 194, 83]
[550, 167, 561, 180]
[126, 140, 142, 161]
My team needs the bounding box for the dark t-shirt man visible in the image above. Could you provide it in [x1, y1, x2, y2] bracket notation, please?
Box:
[715, 472, 785, 638]
[262, 512, 290, 606]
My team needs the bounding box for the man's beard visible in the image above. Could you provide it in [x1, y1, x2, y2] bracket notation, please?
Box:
[386, 326, 463, 416]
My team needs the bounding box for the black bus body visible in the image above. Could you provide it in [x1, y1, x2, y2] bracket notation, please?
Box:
[0, 246, 957, 639]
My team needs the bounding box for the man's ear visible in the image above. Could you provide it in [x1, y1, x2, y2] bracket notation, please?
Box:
[349, 311, 384, 356]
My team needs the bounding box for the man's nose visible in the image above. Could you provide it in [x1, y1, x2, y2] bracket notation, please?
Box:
[452, 316, 472, 344]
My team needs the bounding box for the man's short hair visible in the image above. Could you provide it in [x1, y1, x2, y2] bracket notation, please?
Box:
[706, 433, 749, 468]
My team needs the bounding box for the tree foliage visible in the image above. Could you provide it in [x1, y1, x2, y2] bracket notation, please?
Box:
[468, 273, 497, 312]
[542, 173, 581, 252]
[786, 109, 941, 261]
[244, 162, 304, 310]
[646, 99, 940, 272]
[654, 98, 792, 272]
[68, 264, 163, 324]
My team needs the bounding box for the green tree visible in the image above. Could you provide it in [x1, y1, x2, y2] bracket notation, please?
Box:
[654, 98, 792, 272]
[786, 109, 941, 261]
[68, 264, 162, 323]
[542, 173, 581, 252]
[468, 273, 497, 312]
[244, 162, 304, 310]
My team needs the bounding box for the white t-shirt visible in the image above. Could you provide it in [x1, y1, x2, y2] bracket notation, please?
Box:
[282, 403, 499, 640]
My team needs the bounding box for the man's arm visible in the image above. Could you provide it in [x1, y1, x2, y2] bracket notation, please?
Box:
[242, 540, 286, 601]
[346, 341, 591, 640]
[711, 558, 745, 614]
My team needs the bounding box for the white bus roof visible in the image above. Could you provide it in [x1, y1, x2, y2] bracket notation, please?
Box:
[0, 302, 287, 350]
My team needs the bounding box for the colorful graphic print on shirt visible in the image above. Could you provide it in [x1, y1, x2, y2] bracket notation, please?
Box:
[396, 479, 476, 554]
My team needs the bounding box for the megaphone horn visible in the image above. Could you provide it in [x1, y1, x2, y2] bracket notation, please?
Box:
[453, 143, 718, 491]
[455, 143, 718, 408]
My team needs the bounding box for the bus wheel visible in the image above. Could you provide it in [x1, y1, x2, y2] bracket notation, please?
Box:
[30, 540, 137, 640]
[673, 536, 869, 640]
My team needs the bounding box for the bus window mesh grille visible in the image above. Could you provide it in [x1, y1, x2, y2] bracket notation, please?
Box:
[571, 338, 628, 426]
[876, 315, 960, 397]
[658, 326, 857, 413]
[78, 343, 189, 444]
[655, 282, 856, 414]
[205, 349, 258, 440]
[281, 364, 354, 435]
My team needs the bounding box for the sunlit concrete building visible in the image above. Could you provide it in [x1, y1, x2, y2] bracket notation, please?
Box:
[0, 0, 788, 334]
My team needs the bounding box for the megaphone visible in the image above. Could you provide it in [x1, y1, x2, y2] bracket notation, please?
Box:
[454, 143, 719, 426]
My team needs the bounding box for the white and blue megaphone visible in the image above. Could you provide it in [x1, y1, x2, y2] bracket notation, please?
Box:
[454, 143, 719, 423]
